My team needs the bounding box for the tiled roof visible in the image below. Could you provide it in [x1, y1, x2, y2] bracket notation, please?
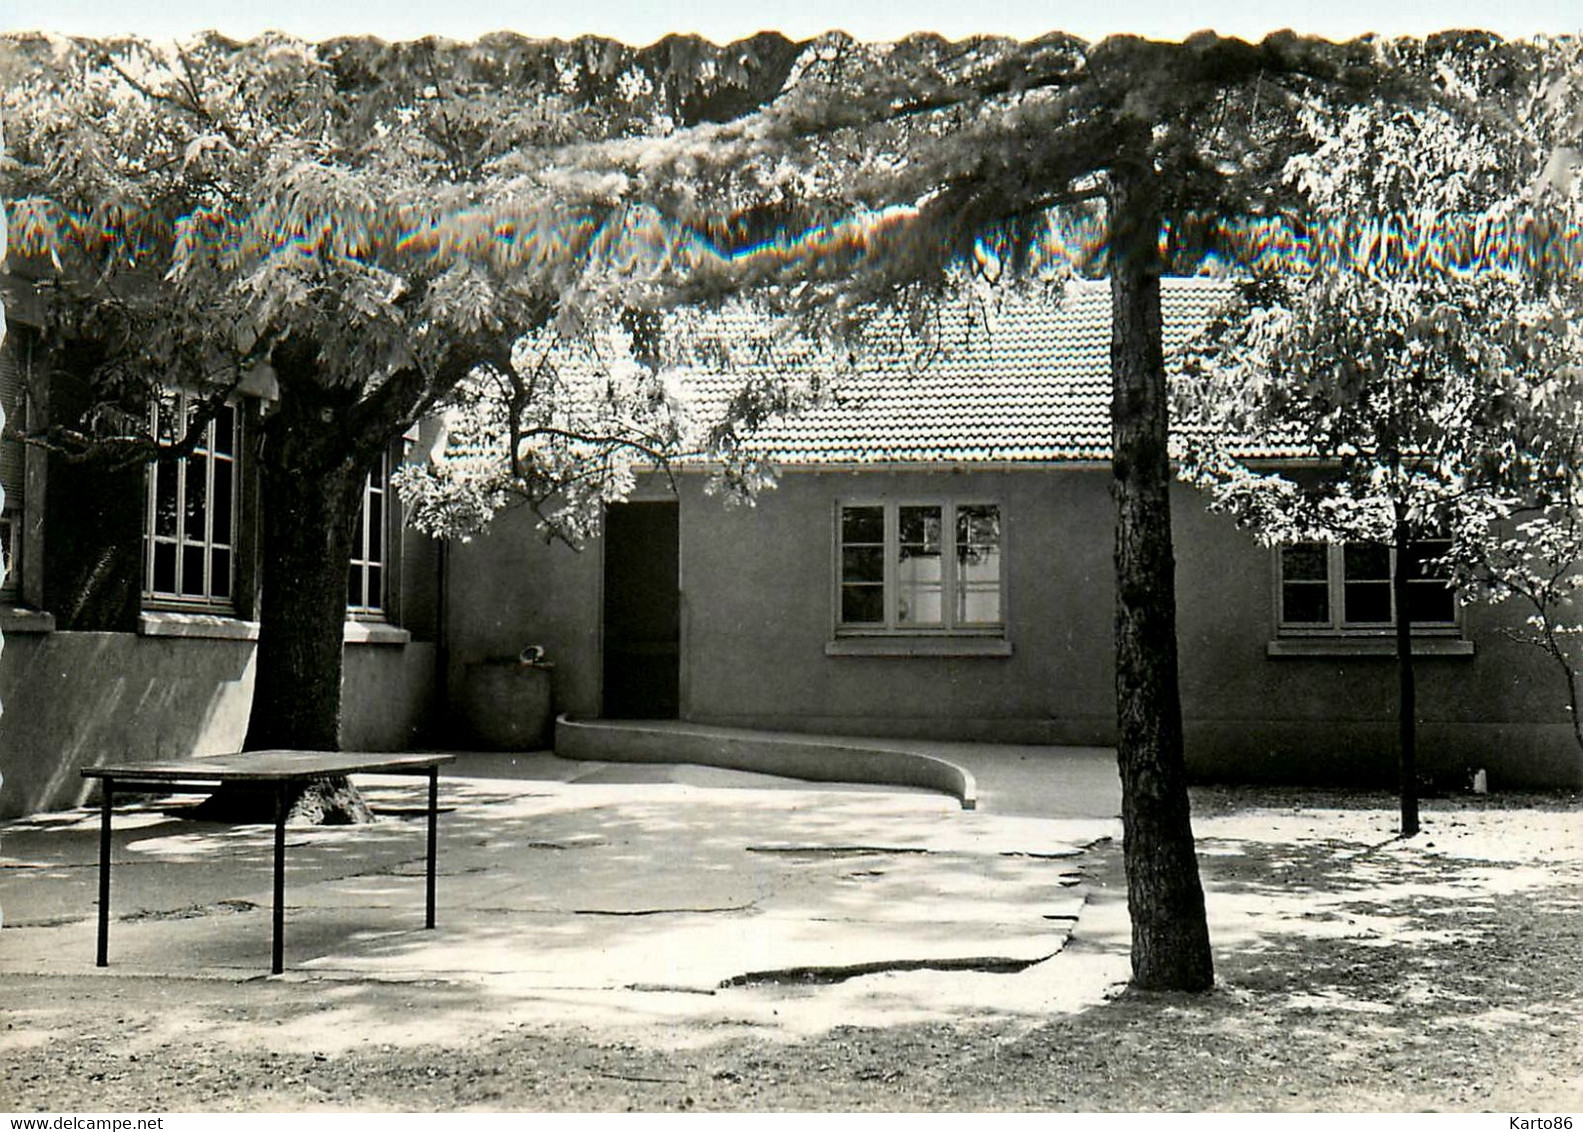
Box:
[683, 276, 1245, 465]
[436, 275, 1293, 471]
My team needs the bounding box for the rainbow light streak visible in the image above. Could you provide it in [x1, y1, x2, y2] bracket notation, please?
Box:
[974, 211, 1110, 276]
[196, 200, 920, 277]
[1193, 213, 1583, 278]
[7, 199, 1580, 282]
[6, 198, 169, 262]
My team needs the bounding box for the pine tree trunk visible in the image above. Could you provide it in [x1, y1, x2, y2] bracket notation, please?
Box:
[1393, 514, 1421, 837]
[1108, 161, 1215, 992]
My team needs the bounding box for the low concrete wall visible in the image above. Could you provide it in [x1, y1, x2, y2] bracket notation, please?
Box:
[555, 715, 977, 809]
[0, 631, 436, 819]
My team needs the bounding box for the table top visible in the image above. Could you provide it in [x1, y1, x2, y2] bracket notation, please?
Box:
[82, 751, 456, 783]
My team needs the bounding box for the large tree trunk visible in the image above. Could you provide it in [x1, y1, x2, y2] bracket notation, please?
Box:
[1392, 512, 1421, 837]
[207, 348, 375, 824]
[1108, 161, 1215, 993]
[242, 439, 362, 752]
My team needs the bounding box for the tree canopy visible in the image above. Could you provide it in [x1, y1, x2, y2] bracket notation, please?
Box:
[1175, 64, 1583, 546]
[0, 30, 813, 754]
[7, 26, 1578, 986]
[1172, 40, 1583, 825]
[1, 31, 811, 466]
[547, 27, 1581, 990]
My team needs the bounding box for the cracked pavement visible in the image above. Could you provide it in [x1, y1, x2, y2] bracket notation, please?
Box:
[0, 752, 1126, 1039]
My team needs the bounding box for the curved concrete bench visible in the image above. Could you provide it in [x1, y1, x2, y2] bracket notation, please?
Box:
[554, 716, 977, 810]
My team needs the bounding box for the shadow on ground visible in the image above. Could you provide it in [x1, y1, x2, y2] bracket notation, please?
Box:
[0, 752, 1124, 1044]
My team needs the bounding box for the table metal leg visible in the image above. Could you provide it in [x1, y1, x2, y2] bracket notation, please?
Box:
[96, 779, 113, 967]
[425, 767, 438, 930]
[272, 783, 286, 975]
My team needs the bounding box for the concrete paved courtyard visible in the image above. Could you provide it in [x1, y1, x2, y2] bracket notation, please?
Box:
[0, 749, 1127, 1039]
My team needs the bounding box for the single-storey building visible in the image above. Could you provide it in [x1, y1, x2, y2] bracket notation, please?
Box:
[2, 276, 1577, 819]
[442, 278, 1581, 790]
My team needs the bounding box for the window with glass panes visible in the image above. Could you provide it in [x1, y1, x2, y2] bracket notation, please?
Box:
[347, 451, 387, 617]
[1277, 539, 1456, 632]
[837, 501, 1003, 633]
[145, 397, 239, 608]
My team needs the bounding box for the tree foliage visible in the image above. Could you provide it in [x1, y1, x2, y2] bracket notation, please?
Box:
[8, 25, 1572, 980]
[1, 31, 809, 470]
[1173, 39, 1583, 820]
[393, 296, 860, 541]
[0, 30, 812, 757]
[556, 27, 1583, 985]
[536, 28, 1512, 992]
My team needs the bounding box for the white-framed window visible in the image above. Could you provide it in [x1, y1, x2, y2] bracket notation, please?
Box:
[836, 500, 1003, 634]
[1276, 539, 1458, 634]
[347, 450, 387, 618]
[144, 395, 240, 609]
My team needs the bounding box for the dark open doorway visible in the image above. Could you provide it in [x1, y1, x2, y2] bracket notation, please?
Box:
[601, 500, 680, 719]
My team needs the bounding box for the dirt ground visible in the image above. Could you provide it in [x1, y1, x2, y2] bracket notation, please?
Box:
[3, 786, 1581, 1113]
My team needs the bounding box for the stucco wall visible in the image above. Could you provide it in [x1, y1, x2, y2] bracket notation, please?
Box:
[442, 515, 603, 731]
[680, 469, 1117, 743]
[342, 640, 438, 750]
[445, 466, 1582, 789]
[1173, 497, 1578, 788]
[0, 632, 436, 818]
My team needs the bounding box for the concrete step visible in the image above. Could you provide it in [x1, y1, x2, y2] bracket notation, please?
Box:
[555, 716, 979, 809]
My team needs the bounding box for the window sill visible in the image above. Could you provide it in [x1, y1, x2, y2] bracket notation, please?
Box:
[826, 636, 1012, 658]
[0, 607, 56, 634]
[344, 621, 410, 646]
[139, 611, 260, 641]
[1267, 636, 1474, 658]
